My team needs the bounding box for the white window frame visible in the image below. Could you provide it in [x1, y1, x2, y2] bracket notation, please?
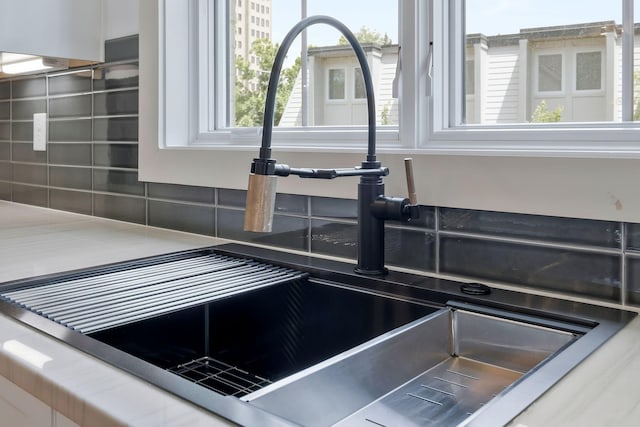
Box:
[326, 67, 347, 102]
[574, 49, 604, 94]
[535, 52, 565, 95]
[140, 0, 640, 223]
[427, 0, 640, 155]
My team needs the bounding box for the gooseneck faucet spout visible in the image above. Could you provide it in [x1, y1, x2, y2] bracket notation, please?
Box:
[244, 15, 419, 276]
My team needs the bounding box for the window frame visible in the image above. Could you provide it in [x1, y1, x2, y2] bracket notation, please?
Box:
[327, 67, 347, 102]
[140, 0, 640, 225]
[535, 52, 565, 95]
[574, 49, 604, 93]
[428, 0, 640, 155]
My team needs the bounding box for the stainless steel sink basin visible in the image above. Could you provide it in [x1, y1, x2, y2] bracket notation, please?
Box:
[243, 304, 577, 426]
[0, 244, 635, 427]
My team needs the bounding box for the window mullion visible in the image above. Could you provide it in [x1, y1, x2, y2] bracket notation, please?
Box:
[622, 0, 634, 121]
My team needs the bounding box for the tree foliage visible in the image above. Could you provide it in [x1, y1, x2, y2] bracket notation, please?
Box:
[234, 38, 301, 127]
[338, 26, 392, 46]
[531, 100, 563, 123]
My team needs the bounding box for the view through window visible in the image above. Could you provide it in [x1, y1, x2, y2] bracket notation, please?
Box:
[464, 0, 640, 124]
[229, 0, 398, 129]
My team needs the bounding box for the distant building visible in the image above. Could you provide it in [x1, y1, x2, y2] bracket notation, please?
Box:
[280, 44, 399, 127]
[234, 0, 272, 65]
[280, 21, 640, 126]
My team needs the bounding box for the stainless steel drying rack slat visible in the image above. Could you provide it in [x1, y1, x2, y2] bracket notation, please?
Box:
[1, 253, 306, 334]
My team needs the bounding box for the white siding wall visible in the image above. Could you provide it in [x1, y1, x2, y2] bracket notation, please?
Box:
[484, 46, 521, 123]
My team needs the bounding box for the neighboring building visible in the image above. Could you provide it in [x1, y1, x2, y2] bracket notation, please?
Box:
[465, 21, 626, 124]
[234, 0, 272, 66]
[281, 21, 640, 126]
[280, 44, 399, 127]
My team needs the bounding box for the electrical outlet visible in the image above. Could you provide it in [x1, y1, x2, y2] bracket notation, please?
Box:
[33, 113, 47, 151]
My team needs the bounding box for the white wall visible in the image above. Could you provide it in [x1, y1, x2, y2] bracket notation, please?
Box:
[103, 0, 140, 40]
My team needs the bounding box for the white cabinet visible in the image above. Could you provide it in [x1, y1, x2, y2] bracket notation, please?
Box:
[0, 0, 103, 61]
[0, 376, 51, 427]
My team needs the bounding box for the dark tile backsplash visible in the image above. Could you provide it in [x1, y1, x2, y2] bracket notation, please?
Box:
[48, 71, 92, 96]
[49, 95, 92, 118]
[11, 77, 46, 99]
[439, 208, 621, 248]
[1, 35, 637, 309]
[0, 101, 11, 120]
[12, 99, 46, 120]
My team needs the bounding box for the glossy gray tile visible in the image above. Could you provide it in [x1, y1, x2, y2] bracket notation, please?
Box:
[0, 101, 9, 120]
[105, 35, 139, 63]
[626, 256, 640, 306]
[49, 95, 92, 118]
[12, 77, 46, 99]
[0, 161, 11, 180]
[50, 189, 92, 215]
[0, 142, 9, 161]
[12, 184, 47, 207]
[218, 208, 308, 251]
[11, 122, 32, 141]
[385, 228, 436, 271]
[49, 166, 92, 190]
[48, 71, 92, 95]
[93, 143, 138, 168]
[148, 182, 215, 204]
[49, 119, 92, 142]
[310, 196, 357, 219]
[93, 63, 139, 91]
[0, 81, 9, 100]
[11, 99, 46, 120]
[440, 236, 621, 301]
[217, 188, 246, 208]
[93, 169, 144, 196]
[0, 122, 9, 140]
[12, 164, 47, 185]
[49, 143, 92, 166]
[148, 200, 215, 236]
[311, 220, 358, 259]
[626, 223, 640, 251]
[387, 205, 436, 229]
[93, 193, 146, 224]
[439, 208, 621, 248]
[0, 181, 10, 200]
[93, 117, 138, 141]
[94, 90, 138, 116]
[12, 142, 46, 163]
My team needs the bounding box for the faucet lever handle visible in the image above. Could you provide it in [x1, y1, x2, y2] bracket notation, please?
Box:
[404, 158, 418, 205]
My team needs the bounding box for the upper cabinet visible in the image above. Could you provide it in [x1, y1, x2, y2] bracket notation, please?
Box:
[0, 0, 103, 62]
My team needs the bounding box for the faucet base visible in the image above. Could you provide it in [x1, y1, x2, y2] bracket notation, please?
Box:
[354, 266, 389, 276]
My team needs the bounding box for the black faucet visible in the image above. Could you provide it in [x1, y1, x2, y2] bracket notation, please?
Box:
[244, 15, 419, 276]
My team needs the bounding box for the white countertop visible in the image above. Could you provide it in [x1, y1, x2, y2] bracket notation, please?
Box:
[1, 201, 639, 426]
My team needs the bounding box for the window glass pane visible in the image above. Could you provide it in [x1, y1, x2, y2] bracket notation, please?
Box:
[328, 69, 345, 99]
[230, 0, 398, 128]
[576, 51, 602, 90]
[538, 54, 563, 92]
[354, 67, 366, 99]
[465, 0, 621, 124]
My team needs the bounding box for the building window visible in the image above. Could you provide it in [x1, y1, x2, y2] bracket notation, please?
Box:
[576, 51, 602, 91]
[251, 2, 254, 10]
[237, 13, 241, 20]
[465, 60, 475, 95]
[328, 69, 346, 100]
[354, 67, 366, 99]
[251, 16, 255, 23]
[538, 54, 563, 93]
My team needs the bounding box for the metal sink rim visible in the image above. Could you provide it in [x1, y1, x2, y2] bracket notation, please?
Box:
[0, 243, 635, 427]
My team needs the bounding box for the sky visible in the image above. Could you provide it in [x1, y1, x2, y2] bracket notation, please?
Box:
[269, 0, 631, 47]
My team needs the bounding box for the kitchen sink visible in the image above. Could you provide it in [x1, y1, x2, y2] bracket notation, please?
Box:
[0, 243, 635, 427]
